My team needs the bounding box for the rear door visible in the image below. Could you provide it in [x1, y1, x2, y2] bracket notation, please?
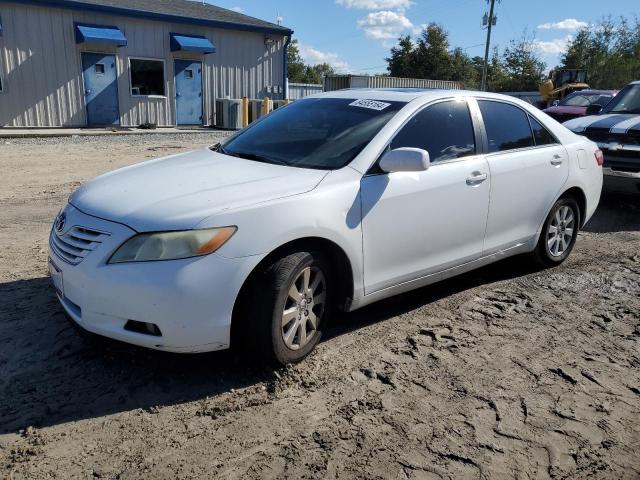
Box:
[81, 53, 120, 126]
[476, 99, 569, 254]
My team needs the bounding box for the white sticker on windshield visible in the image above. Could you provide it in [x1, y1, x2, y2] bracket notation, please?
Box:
[349, 99, 391, 111]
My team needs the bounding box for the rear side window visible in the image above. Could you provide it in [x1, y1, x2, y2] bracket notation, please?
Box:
[529, 116, 557, 146]
[478, 100, 534, 153]
[390, 100, 476, 163]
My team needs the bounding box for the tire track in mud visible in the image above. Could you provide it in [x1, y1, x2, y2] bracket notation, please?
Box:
[1, 139, 639, 479]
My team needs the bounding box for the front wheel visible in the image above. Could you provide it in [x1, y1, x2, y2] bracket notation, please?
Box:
[533, 197, 581, 267]
[248, 251, 332, 366]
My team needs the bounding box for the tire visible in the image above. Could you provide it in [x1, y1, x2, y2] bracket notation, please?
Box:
[533, 196, 581, 267]
[246, 251, 332, 366]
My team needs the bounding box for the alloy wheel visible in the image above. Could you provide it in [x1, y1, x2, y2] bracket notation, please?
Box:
[281, 266, 326, 350]
[547, 205, 575, 257]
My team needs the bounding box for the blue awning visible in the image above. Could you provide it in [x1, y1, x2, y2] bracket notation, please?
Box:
[170, 33, 216, 54]
[75, 23, 127, 46]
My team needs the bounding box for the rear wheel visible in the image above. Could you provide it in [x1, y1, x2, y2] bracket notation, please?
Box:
[533, 197, 580, 267]
[247, 251, 332, 365]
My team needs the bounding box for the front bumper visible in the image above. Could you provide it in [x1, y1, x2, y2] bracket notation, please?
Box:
[594, 143, 640, 180]
[602, 167, 640, 179]
[49, 204, 261, 353]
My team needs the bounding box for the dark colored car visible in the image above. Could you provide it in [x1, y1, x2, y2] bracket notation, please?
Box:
[543, 89, 617, 122]
[563, 81, 640, 191]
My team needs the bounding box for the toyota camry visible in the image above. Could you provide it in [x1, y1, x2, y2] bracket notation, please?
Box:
[49, 89, 603, 365]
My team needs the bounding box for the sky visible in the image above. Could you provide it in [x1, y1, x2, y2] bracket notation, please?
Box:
[207, 0, 639, 74]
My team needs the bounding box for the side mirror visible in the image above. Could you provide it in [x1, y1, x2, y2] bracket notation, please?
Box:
[586, 104, 603, 116]
[379, 147, 430, 173]
[552, 100, 560, 106]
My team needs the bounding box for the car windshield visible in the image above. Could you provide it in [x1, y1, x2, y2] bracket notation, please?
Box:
[560, 92, 611, 107]
[218, 98, 405, 170]
[603, 84, 640, 114]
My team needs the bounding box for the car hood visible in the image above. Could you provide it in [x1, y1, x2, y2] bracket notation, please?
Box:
[563, 113, 639, 134]
[70, 148, 328, 231]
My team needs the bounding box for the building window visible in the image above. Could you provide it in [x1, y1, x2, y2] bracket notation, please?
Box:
[95, 63, 105, 75]
[129, 58, 165, 96]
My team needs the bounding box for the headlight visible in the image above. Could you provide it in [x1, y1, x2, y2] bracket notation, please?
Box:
[108, 227, 237, 264]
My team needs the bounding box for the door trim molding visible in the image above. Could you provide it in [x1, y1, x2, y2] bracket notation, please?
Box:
[352, 238, 534, 310]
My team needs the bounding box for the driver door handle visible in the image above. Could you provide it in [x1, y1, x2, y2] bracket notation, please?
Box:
[466, 172, 488, 186]
[551, 154, 563, 166]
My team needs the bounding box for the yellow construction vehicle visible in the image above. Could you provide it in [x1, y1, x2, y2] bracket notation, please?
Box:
[539, 69, 589, 106]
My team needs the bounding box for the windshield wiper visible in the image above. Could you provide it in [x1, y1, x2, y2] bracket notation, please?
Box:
[223, 150, 288, 166]
[210, 142, 225, 153]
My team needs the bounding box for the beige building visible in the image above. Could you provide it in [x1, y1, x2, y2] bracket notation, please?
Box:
[0, 0, 292, 127]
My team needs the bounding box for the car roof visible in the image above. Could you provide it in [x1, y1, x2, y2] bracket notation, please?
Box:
[313, 88, 531, 103]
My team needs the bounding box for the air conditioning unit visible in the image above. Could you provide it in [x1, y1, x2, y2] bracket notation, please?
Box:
[214, 99, 243, 129]
[249, 100, 263, 123]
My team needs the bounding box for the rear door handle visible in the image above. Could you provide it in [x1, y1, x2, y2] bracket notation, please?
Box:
[551, 155, 563, 166]
[466, 172, 488, 186]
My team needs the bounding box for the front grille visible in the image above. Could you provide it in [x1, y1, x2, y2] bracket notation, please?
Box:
[585, 131, 640, 146]
[50, 226, 110, 265]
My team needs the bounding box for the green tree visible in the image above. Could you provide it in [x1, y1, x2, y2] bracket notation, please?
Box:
[386, 35, 416, 77]
[561, 17, 640, 88]
[287, 39, 336, 84]
[450, 47, 479, 88]
[385, 24, 477, 85]
[303, 63, 336, 84]
[287, 39, 307, 83]
[499, 33, 546, 91]
[413, 23, 453, 80]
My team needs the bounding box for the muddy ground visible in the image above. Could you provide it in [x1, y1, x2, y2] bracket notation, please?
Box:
[0, 134, 639, 479]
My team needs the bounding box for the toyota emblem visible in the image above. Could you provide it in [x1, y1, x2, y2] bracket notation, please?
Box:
[55, 212, 66, 233]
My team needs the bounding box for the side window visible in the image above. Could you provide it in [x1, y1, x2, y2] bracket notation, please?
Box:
[478, 100, 534, 153]
[390, 100, 476, 163]
[529, 116, 557, 146]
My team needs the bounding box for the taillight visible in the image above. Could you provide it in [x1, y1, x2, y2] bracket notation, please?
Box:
[595, 149, 604, 166]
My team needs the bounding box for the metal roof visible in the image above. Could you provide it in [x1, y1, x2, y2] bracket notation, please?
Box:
[14, 0, 293, 35]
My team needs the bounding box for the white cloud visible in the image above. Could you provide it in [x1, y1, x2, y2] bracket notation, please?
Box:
[229, 6, 244, 13]
[357, 11, 414, 40]
[537, 18, 588, 31]
[298, 44, 350, 72]
[532, 35, 572, 55]
[336, 0, 412, 10]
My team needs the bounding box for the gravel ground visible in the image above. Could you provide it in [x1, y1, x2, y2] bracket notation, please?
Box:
[0, 134, 639, 479]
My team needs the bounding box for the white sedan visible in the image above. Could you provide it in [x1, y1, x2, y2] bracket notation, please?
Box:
[49, 89, 603, 365]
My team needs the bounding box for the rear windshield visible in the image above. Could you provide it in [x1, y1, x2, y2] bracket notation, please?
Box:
[561, 92, 611, 107]
[219, 98, 405, 170]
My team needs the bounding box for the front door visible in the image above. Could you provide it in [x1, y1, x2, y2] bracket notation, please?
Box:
[81, 53, 120, 126]
[361, 99, 491, 294]
[175, 60, 203, 125]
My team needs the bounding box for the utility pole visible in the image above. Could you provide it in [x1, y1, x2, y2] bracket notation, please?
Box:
[480, 0, 497, 92]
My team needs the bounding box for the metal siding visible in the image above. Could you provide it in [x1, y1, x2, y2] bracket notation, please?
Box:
[323, 75, 462, 92]
[288, 82, 322, 100]
[0, 1, 285, 127]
